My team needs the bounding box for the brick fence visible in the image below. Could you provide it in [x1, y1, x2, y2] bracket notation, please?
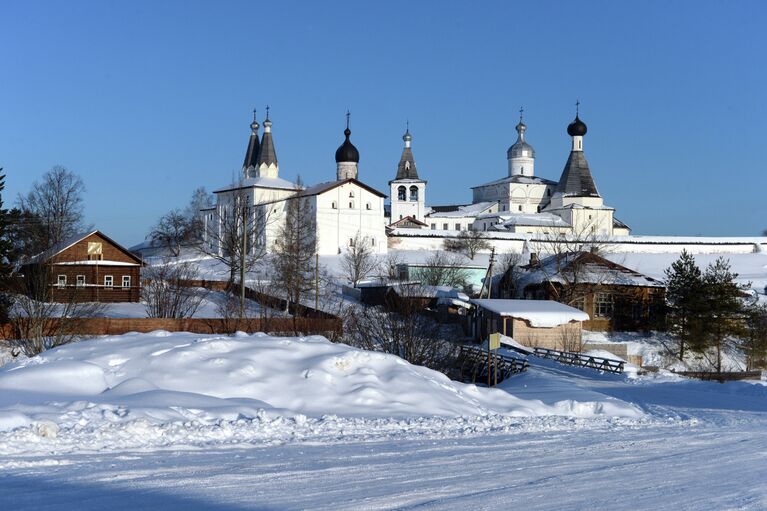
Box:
[1, 316, 342, 338]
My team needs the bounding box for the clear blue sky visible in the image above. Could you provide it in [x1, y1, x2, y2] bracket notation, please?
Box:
[2, 0, 766, 246]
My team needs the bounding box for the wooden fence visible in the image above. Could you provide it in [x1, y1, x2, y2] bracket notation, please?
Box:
[671, 370, 764, 383]
[532, 346, 625, 374]
[455, 345, 529, 385]
[1, 316, 342, 338]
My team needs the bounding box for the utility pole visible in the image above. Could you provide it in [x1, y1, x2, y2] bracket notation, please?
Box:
[239, 200, 247, 322]
[315, 253, 319, 311]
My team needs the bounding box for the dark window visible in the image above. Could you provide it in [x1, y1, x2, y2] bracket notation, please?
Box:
[398, 186, 406, 201]
[409, 186, 419, 201]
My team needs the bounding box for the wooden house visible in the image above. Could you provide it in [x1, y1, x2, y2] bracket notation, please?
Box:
[22, 231, 143, 303]
[503, 251, 666, 332]
[471, 299, 589, 351]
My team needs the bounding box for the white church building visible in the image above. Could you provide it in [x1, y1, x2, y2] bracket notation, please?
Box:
[203, 111, 387, 257]
[386, 108, 630, 237]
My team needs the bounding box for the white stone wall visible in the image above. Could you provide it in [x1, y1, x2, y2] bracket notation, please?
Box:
[314, 182, 387, 255]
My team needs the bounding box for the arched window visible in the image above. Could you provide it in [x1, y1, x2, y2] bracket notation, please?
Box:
[397, 186, 406, 201]
[331, 201, 337, 209]
[349, 201, 355, 209]
[371, 237, 376, 247]
[366, 202, 371, 210]
[349, 238, 354, 246]
[349, 191, 355, 198]
[409, 186, 419, 201]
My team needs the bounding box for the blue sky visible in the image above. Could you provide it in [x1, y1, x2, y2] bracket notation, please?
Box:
[1, 0, 766, 245]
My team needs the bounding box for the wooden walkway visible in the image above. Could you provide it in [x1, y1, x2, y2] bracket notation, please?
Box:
[455, 345, 528, 385]
[532, 347, 625, 374]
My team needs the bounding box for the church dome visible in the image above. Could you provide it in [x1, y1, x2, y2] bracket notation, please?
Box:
[507, 121, 535, 159]
[335, 127, 360, 163]
[567, 115, 588, 137]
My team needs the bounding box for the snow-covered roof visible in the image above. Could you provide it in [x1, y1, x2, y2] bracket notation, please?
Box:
[517, 252, 665, 290]
[53, 260, 141, 267]
[478, 212, 571, 228]
[470, 299, 590, 327]
[25, 230, 142, 266]
[300, 178, 387, 198]
[213, 176, 299, 194]
[471, 175, 557, 188]
[427, 202, 495, 218]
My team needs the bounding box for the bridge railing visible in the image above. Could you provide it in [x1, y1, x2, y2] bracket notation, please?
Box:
[532, 347, 625, 374]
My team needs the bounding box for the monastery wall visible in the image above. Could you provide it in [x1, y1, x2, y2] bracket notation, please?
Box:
[388, 229, 766, 255]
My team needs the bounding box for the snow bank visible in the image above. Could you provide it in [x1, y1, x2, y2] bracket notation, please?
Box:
[0, 332, 646, 453]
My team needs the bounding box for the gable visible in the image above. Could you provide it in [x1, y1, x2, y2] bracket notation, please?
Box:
[50, 232, 143, 265]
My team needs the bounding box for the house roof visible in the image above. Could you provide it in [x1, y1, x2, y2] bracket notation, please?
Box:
[213, 176, 299, 194]
[388, 216, 428, 228]
[472, 175, 557, 189]
[479, 212, 570, 229]
[26, 230, 143, 266]
[470, 298, 589, 327]
[427, 202, 495, 218]
[518, 251, 664, 290]
[299, 178, 387, 198]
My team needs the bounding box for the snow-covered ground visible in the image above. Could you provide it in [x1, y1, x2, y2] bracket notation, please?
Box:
[0, 331, 766, 509]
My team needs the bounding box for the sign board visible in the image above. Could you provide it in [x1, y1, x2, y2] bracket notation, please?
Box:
[488, 333, 501, 350]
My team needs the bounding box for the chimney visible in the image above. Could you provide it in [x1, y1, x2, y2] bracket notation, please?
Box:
[529, 253, 539, 266]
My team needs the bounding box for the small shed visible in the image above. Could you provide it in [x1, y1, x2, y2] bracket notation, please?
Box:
[471, 299, 590, 351]
[22, 230, 143, 303]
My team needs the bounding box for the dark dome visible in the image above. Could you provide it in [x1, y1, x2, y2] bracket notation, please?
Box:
[567, 115, 587, 137]
[335, 128, 359, 163]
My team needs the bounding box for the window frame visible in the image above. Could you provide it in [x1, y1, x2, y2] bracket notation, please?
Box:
[104, 275, 114, 289]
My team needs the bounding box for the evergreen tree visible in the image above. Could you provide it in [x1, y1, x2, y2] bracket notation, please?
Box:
[699, 257, 748, 372]
[664, 250, 705, 361]
[0, 170, 13, 322]
[743, 303, 767, 370]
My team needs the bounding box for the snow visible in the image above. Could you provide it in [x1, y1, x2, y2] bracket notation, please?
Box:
[471, 298, 590, 327]
[213, 175, 298, 193]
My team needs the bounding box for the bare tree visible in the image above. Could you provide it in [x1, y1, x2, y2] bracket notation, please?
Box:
[183, 187, 214, 243]
[344, 285, 458, 372]
[17, 166, 89, 251]
[443, 230, 491, 260]
[341, 231, 378, 287]
[8, 265, 105, 357]
[149, 209, 190, 257]
[374, 251, 404, 283]
[142, 260, 207, 318]
[200, 184, 274, 288]
[417, 252, 471, 290]
[273, 178, 316, 313]
[495, 252, 523, 298]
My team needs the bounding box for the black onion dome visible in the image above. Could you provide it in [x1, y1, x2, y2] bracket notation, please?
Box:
[567, 115, 588, 137]
[335, 128, 360, 163]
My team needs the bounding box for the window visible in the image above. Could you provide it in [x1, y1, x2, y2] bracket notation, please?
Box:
[398, 186, 406, 201]
[87, 242, 103, 261]
[122, 276, 131, 289]
[104, 275, 113, 289]
[349, 191, 355, 198]
[443, 223, 448, 230]
[371, 238, 376, 247]
[518, 205, 522, 212]
[595, 293, 613, 318]
[455, 223, 461, 231]
[349, 238, 354, 247]
[399, 215, 403, 220]
[502, 205, 506, 211]
[331, 201, 337, 209]
[366, 202, 371, 210]
[546, 189, 551, 197]
[430, 223, 436, 230]
[76, 275, 85, 287]
[349, 201, 354, 209]
[409, 186, 419, 201]
[57, 275, 67, 288]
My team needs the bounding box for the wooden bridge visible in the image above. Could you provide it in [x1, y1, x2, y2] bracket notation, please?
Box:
[532, 347, 625, 374]
[455, 345, 529, 386]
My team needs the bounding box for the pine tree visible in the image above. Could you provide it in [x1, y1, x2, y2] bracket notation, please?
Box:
[664, 250, 705, 361]
[0, 170, 13, 322]
[699, 257, 748, 372]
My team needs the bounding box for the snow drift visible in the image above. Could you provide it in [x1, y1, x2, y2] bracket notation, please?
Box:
[0, 331, 642, 453]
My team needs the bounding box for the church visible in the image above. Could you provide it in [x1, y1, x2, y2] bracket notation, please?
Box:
[202, 111, 388, 257]
[387, 107, 630, 237]
[202, 106, 629, 260]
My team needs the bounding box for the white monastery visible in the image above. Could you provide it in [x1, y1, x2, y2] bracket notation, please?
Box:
[203, 106, 629, 257]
